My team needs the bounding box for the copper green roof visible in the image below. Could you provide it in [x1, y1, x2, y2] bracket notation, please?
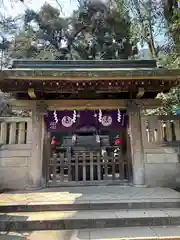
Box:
[3, 68, 180, 79]
[1, 60, 180, 98]
[10, 59, 157, 69]
[2, 60, 179, 79]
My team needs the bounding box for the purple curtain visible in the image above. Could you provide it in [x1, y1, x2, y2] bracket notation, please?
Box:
[44, 110, 128, 132]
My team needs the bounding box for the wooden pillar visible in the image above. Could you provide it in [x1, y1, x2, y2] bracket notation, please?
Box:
[128, 103, 145, 186]
[42, 120, 50, 183]
[28, 102, 46, 188]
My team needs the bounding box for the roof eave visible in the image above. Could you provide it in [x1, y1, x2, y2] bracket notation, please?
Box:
[2, 68, 180, 80]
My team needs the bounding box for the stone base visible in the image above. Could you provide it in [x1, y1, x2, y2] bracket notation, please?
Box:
[130, 183, 148, 188]
[25, 185, 45, 191]
[25, 178, 46, 191]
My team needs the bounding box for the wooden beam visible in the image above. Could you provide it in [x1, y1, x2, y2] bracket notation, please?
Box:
[136, 87, 145, 98]
[28, 88, 36, 99]
[5, 75, 180, 81]
[11, 99, 161, 111]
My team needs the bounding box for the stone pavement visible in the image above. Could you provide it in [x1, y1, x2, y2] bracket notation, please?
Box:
[1, 226, 180, 240]
[0, 186, 180, 205]
[1, 186, 180, 238]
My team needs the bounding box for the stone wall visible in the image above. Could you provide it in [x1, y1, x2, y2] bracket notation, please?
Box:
[0, 118, 32, 189]
[144, 148, 180, 187]
[141, 116, 180, 187]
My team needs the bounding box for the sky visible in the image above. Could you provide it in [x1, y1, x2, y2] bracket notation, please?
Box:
[2, 0, 78, 17]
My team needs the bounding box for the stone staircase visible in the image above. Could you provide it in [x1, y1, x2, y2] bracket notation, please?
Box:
[1, 201, 180, 231]
[1, 186, 180, 239]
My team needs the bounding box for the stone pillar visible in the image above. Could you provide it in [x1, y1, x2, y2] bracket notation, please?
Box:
[0, 122, 7, 144]
[18, 122, 26, 144]
[9, 123, 16, 144]
[27, 102, 46, 189]
[128, 103, 145, 186]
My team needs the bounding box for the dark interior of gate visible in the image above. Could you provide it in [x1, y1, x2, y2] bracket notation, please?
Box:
[45, 109, 132, 186]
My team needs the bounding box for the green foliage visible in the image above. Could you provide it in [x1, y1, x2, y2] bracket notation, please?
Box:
[11, 27, 39, 59]
[162, 0, 180, 69]
[129, 0, 163, 58]
[156, 88, 180, 115]
[70, 0, 133, 59]
[9, 1, 137, 60]
[167, 11, 180, 68]
[0, 16, 20, 68]
[148, 1, 180, 115]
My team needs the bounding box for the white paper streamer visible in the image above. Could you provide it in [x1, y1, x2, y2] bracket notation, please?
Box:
[98, 109, 102, 122]
[53, 110, 58, 123]
[117, 109, 121, 123]
[72, 110, 77, 123]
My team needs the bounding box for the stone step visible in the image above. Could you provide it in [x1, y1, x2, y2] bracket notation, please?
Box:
[2, 226, 180, 240]
[1, 199, 180, 213]
[1, 208, 180, 231]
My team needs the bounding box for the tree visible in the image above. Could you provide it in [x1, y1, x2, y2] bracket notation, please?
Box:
[11, 4, 71, 60]
[151, 0, 180, 115]
[10, 1, 137, 60]
[161, 0, 180, 68]
[129, 0, 163, 59]
[0, 15, 20, 68]
[0, 1, 23, 115]
[164, 0, 178, 20]
[111, 0, 180, 115]
[68, 0, 136, 59]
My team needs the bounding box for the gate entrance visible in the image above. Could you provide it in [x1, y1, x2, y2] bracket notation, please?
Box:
[45, 109, 131, 186]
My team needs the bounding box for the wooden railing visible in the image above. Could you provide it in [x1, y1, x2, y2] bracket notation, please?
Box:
[0, 117, 30, 145]
[48, 147, 127, 184]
